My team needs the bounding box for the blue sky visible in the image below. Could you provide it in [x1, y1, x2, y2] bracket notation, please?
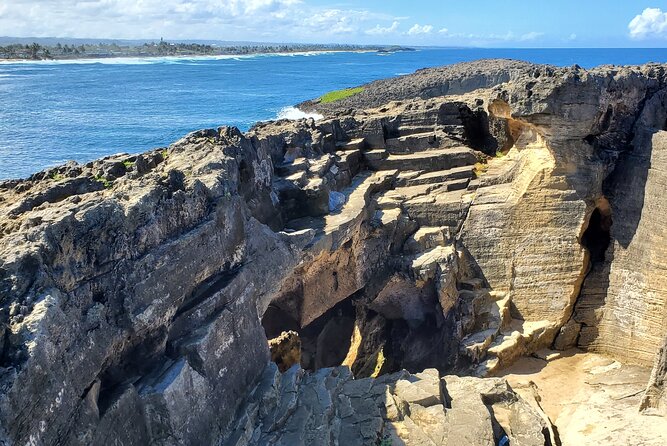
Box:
[1, 0, 667, 47]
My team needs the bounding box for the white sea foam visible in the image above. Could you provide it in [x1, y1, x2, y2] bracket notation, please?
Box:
[0, 50, 368, 66]
[277, 107, 324, 121]
[0, 57, 155, 65]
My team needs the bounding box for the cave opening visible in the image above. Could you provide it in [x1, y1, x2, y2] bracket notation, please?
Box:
[565, 200, 614, 353]
[299, 296, 356, 370]
[261, 291, 358, 372]
[581, 206, 612, 265]
[262, 304, 300, 340]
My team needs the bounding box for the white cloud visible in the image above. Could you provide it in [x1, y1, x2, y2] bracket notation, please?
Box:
[629, 8, 667, 39]
[442, 30, 544, 43]
[365, 21, 400, 36]
[518, 31, 544, 41]
[0, 2, 564, 46]
[407, 24, 433, 36]
[568, 33, 577, 41]
[0, 0, 391, 42]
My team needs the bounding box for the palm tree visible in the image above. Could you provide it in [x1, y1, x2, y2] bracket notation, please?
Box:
[29, 43, 41, 59]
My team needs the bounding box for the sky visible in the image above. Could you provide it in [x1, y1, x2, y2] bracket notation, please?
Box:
[1, 1, 667, 47]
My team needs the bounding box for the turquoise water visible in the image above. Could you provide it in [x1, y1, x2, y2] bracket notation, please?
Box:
[2, 48, 667, 180]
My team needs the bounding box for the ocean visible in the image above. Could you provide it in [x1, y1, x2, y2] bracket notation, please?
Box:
[2, 47, 667, 180]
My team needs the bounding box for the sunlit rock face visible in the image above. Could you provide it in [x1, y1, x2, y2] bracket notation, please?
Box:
[1, 60, 667, 445]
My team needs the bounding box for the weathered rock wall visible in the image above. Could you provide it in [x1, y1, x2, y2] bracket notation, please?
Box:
[458, 65, 667, 367]
[574, 90, 667, 365]
[0, 129, 297, 445]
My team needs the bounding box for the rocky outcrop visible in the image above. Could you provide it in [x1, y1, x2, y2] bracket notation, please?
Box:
[0, 128, 296, 445]
[572, 88, 667, 364]
[2, 60, 667, 445]
[299, 59, 538, 115]
[642, 336, 667, 416]
[224, 365, 551, 446]
[268, 331, 301, 372]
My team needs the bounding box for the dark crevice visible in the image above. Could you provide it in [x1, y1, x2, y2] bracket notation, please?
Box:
[97, 383, 131, 417]
[262, 268, 461, 377]
[569, 201, 614, 351]
[386, 310, 456, 374]
[92, 291, 106, 305]
[96, 327, 168, 416]
[172, 263, 242, 319]
[262, 304, 300, 340]
[262, 288, 363, 372]
[0, 326, 9, 369]
[460, 106, 500, 156]
[581, 207, 612, 265]
[238, 160, 252, 186]
[383, 122, 399, 140]
[160, 170, 186, 200]
[300, 297, 356, 370]
[551, 423, 563, 446]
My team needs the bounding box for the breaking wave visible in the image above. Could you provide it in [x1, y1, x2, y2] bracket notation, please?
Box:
[277, 106, 323, 121]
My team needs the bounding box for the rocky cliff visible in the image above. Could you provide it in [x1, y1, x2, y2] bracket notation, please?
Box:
[1, 60, 667, 445]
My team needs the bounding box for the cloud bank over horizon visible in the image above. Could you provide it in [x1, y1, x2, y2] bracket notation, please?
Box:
[629, 8, 667, 39]
[0, 1, 664, 47]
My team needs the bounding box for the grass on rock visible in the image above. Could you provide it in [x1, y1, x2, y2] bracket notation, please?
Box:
[319, 87, 364, 104]
[474, 162, 489, 177]
[94, 175, 113, 189]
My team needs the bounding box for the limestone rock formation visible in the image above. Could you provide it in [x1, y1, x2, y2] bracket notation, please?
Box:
[1, 59, 667, 445]
[268, 331, 301, 372]
[642, 336, 667, 416]
[224, 365, 551, 446]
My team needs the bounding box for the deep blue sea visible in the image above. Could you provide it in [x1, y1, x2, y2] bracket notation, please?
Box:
[2, 48, 667, 180]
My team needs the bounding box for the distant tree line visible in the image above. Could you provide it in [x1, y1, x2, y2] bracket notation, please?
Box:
[0, 39, 410, 60]
[0, 42, 88, 59]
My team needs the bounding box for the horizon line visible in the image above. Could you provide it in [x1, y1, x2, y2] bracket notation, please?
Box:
[1, 36, 667, 50]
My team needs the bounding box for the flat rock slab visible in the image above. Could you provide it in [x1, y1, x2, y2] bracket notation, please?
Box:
[499, 351, 667, 446]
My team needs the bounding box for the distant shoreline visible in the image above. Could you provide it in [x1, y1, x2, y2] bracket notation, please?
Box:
[0, 49, 393, 63]
[0, 41, 415, 62]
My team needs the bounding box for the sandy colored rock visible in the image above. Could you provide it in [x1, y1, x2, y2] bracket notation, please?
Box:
[500, 351, 667, 446]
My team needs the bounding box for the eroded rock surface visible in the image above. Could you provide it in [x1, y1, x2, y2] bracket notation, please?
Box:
[224, 365, 550, 446]
[1, 60, 667, 445]
[500, 351, 667, 445]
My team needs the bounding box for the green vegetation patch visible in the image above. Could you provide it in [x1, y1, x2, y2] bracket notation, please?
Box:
[94, 175, 113, 189]
[319, 87, 364, 104]
[474, 162, 489, 177]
